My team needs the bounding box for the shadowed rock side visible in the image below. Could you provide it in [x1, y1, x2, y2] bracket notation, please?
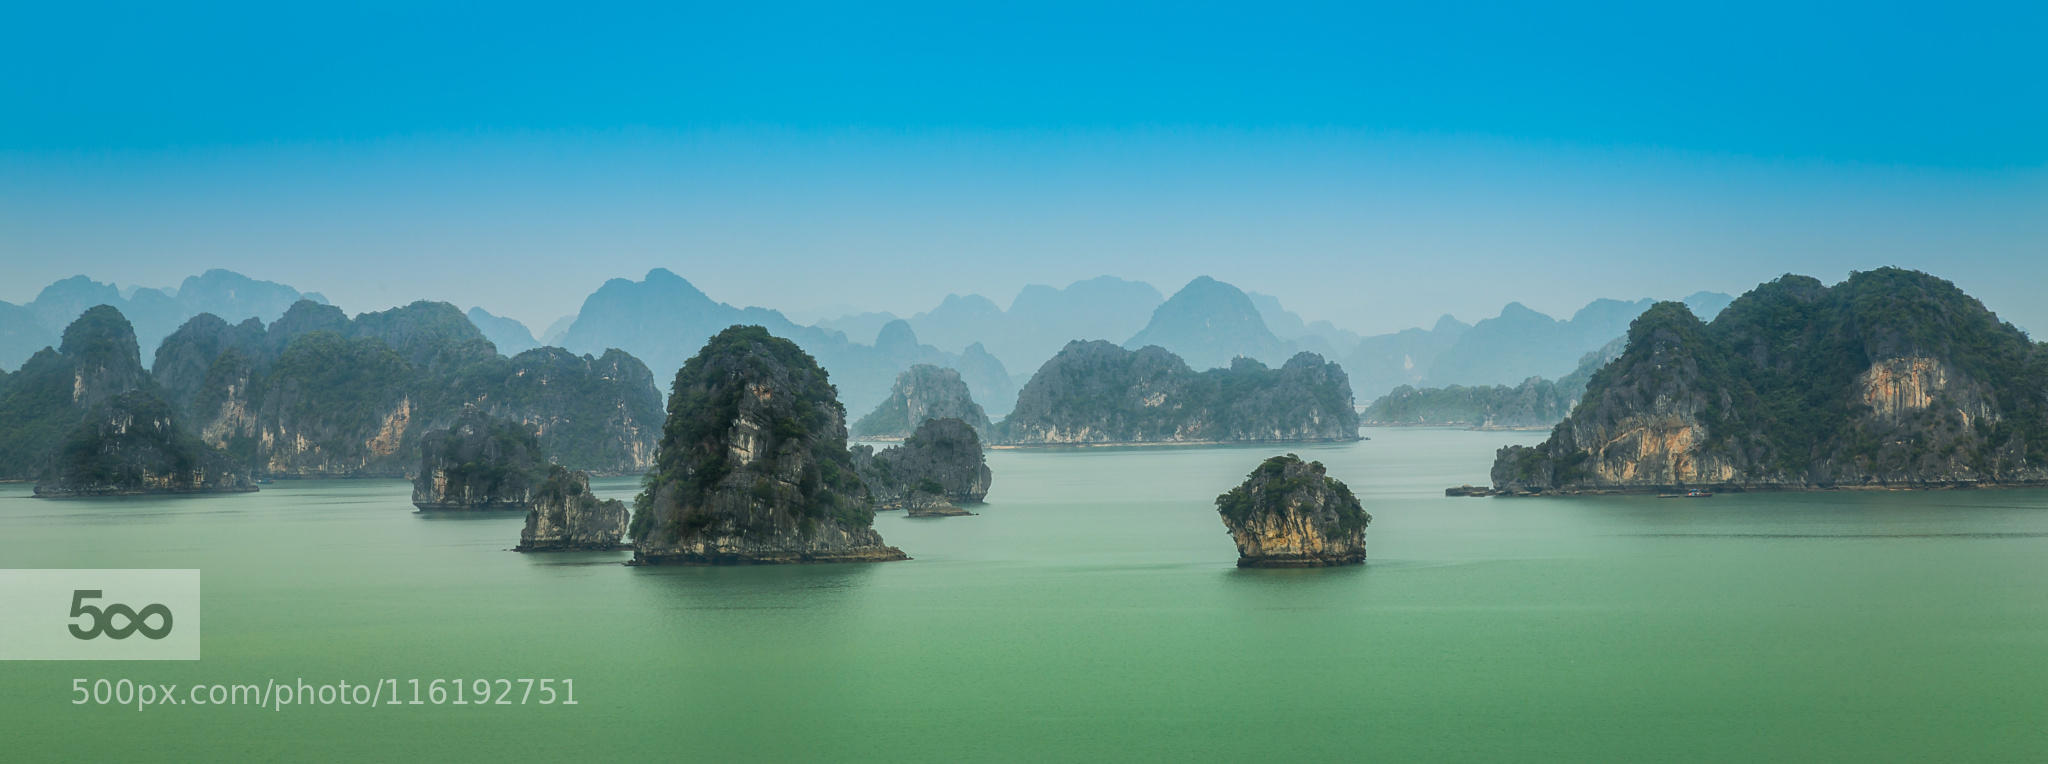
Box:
[517, 466, 629, 551]
[851, 364, 992, 439]
[993, 341, 1359, 445]
[851, 417, 992, 510]
[1215, 454, 1369, 567]
[1492, 269, 2048, 493]
[34, 389, 257, 497]
[631, 326, 906, 564]
[411, 408, 548, 510]
[0, 305, 155, 478]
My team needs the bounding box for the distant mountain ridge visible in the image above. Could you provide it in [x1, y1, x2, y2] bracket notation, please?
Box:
[466, 307, 540, 355]
[555, 269, 1012, 418]
[993, 341, 1359, 446]
[1359, 293, 1733, 428]
[1340, 291, 1733, 404]
[1125, 276, 1295, 371]
[893, 276, 1165, 388]
[0, 269, 327, 372]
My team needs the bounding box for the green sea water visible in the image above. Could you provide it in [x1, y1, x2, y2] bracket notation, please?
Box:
[4, 427, 2048, 761]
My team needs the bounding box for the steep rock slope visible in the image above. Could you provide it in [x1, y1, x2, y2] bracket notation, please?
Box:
[411, 408, 549, 510]
[34, 389, 255, 497]
[1493, 270, 2048, 492]
[517, 466, 630, 551]
[631, 326, 906, 564]
[1215, 454, 1369, 567]
[852, 417, 992, 509]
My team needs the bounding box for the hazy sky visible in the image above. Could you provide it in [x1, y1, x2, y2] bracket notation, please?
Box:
[4, 2, 2045, 336]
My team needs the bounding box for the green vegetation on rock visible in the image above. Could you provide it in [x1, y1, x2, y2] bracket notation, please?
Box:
[1493, 269, 2048, 492]
[151, 300, 663, 477]
[993, 341, 1359, 445]
[631, 325, 905, 564]
[1215, 454, 1369, 567]
[36, 389, 253, 497]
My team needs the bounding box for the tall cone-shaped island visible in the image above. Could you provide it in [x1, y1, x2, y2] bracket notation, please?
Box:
[630, 325, 907, 564]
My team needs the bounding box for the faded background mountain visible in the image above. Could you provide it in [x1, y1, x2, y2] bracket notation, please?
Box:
[6, 268, 1741, 440]
[553, 269, 1014, 419]
[0, 269, 325, 371]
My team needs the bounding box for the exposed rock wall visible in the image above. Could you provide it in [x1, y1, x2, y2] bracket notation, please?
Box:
[1215, 454, 1368, 567]
[518, 466, 629, 551]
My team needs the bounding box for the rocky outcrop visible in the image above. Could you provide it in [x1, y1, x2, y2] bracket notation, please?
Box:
[411, 408, 548, 510]
[480, 347, 663, 475]
[1492, 269, 2048, 493]
[631, 326, 907, 564]
[34, 390, 256, 497]
[851, 417, 992, 509]
[992, 342, 1360, 446]
[904, 491, 973, 517]
[851, 364, 992, 439]
[1215, 454, 1369, 567]
[1, 306, 157, 479]
[152, 301, 663, 478]
[517, 466, 630, 551]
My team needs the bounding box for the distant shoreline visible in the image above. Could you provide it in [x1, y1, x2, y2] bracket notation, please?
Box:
[1362, 422, 1553, 432]
[988, 436, 1364, 451]
[1464, 481, 2048, 496]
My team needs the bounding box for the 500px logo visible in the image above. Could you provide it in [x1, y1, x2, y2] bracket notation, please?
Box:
[1, 570, 199, 660]
[68, 589, 175, 640]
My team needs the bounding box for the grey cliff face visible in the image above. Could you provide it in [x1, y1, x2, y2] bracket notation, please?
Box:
[517, 466, 630, 551]
[1215, 454, 1369, 567]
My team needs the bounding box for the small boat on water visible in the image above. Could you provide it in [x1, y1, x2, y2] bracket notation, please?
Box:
[1657, 489, 1715, 499]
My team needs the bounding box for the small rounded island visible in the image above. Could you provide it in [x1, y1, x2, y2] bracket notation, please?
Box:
[1215, 454, 1369, 567]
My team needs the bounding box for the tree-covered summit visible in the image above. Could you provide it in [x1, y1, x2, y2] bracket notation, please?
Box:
[1494, 268, 2048, 492]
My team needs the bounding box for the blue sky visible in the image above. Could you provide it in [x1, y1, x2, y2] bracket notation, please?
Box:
[3, 1, 2044, 335]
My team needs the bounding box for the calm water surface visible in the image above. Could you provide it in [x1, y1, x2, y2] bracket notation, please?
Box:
[4, 428, 2047, 761]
